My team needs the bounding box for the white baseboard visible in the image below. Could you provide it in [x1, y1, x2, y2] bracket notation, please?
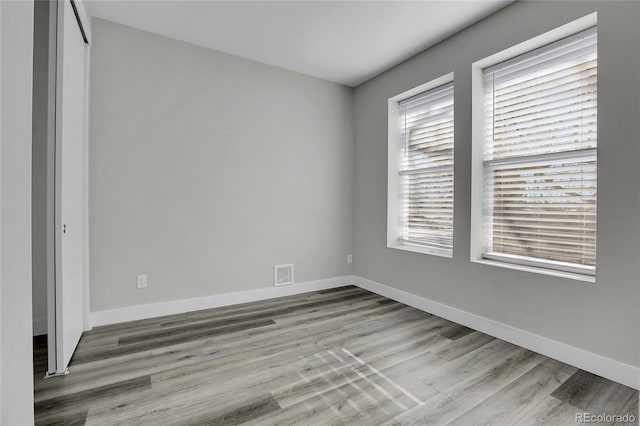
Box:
[353, 276, 640, 390]
[88, 273, 638, 390]
[33, 317, 47, 336]
[91, 275, 355, 327]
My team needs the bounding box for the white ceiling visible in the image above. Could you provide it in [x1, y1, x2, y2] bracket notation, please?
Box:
[88, 0, 512, 87]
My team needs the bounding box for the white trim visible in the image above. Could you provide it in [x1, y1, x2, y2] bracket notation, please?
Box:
[473, 258, 595, 283]
[472, 13, 597, 70]
[1, 1, 3, 417]
[45, 0, 58, 374]
[387, 72, 454, 256]
[0, 1, 36, 422]
[353, 276, 639, 390]
[388, 73, 454, 104]
[91, 275, 355, 327]
[388, 243, 452, 259]
[82, 29, 91, 332]
[469, 61, 486, 263]
[469, 13, 599, 274]
[33, 318, 48, 336]
[480, 254, 595, 281]
[89, 273, 638, 389]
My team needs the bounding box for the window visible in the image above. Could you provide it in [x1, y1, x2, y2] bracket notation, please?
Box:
[481, 27, 597, 276]
[388, 77, 454, 257]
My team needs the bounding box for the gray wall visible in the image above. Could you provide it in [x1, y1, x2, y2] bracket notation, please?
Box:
[32, 0, 51, 334]
[1, 0, 35, 423]
[89, 19, 354, 312]
[353, 1, 640, 367]
[90, 2, 639, 370]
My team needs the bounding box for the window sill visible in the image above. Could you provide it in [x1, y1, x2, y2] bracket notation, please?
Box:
[471, 258, 596, 283]
[388, 243, 452, 259]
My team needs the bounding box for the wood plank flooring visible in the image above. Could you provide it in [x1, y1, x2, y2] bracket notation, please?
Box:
[33, 286, 639, 425]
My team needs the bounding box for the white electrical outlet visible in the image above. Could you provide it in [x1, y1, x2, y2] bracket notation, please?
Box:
[347, 254, 353, 264]
[136, 274, 147, 289]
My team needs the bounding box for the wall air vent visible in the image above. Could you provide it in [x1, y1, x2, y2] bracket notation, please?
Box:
[274, 264, 294, 286]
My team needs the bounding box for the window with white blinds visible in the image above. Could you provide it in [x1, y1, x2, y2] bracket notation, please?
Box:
[482, 27, 597, 275]
[398, 82, 454, 256]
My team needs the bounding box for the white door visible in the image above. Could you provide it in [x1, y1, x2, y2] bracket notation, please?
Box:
[52, 0, 88, 374]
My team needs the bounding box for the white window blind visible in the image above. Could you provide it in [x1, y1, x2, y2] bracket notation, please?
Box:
[398, 82, 454, 255]
[483, 27, 597, 274]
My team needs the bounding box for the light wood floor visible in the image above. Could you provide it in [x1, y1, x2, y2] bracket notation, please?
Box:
[33, 286, 639, 425]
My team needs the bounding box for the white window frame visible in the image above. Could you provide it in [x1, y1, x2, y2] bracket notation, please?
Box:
[470, 13, 598, 283]
[387, 73, 454, 258]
